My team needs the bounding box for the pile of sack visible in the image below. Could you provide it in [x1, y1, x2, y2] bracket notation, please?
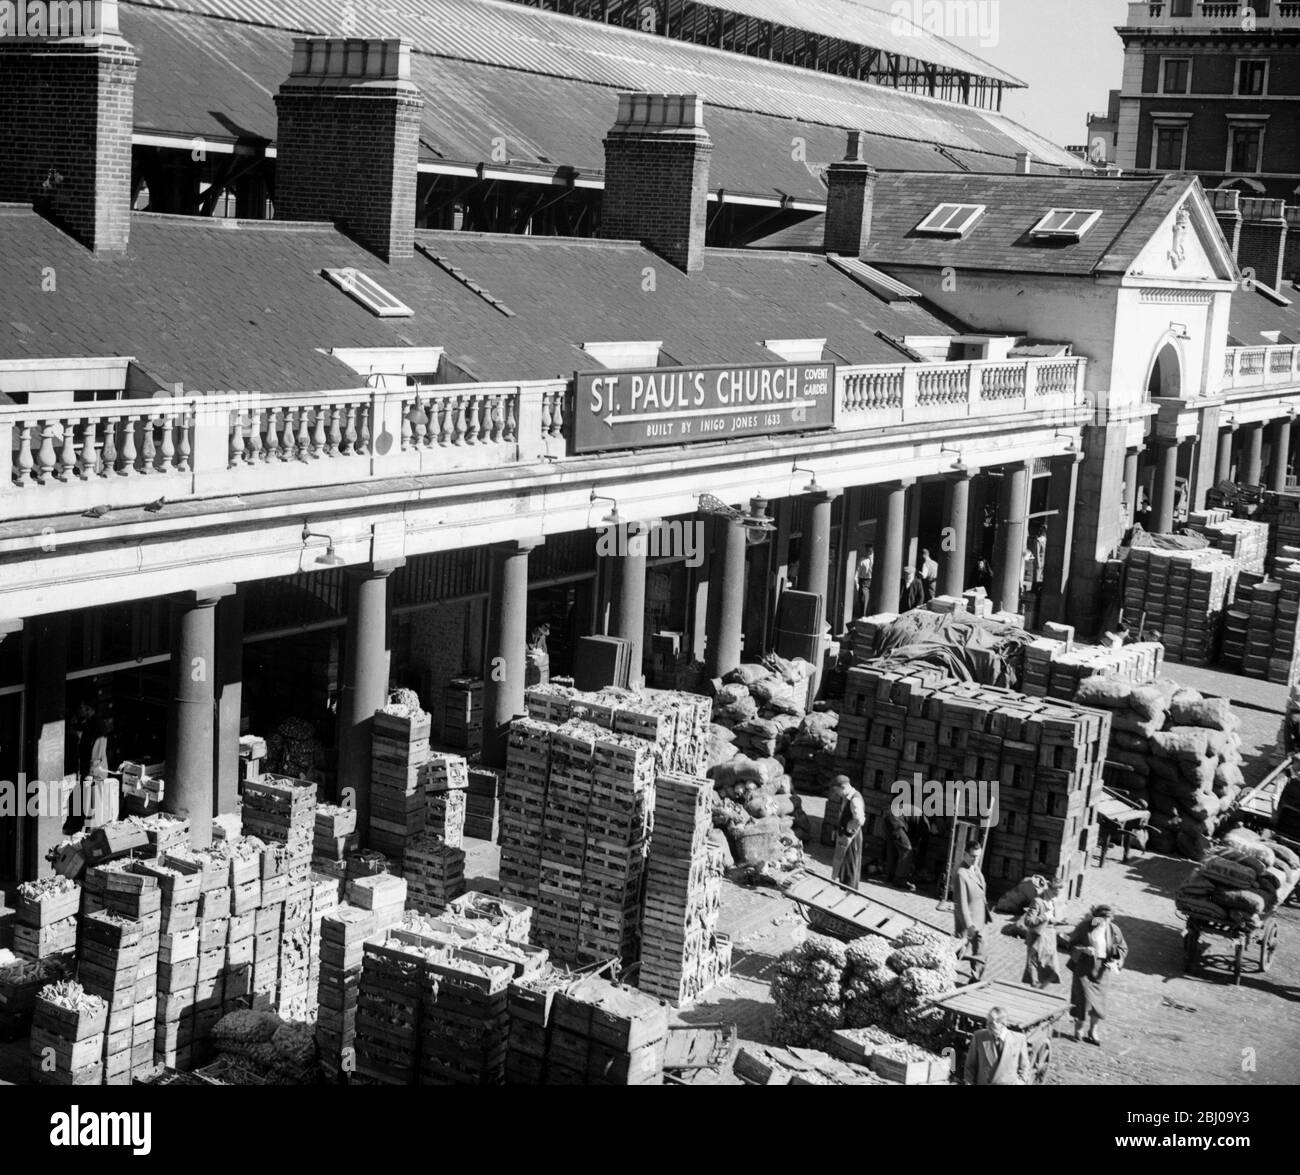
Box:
[209, 1009, 320, 1084]
[709, 657, 812, 733]
[1175, 829, 1300, 927]
[770, 927, 959, 1051]
[1075, 676, 1245, 859]
[785, 710, 840, 795]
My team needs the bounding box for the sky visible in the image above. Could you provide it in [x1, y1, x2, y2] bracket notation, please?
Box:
[900, 0, 1133, 146]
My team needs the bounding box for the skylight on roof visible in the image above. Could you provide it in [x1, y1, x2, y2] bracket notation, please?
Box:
[915, 203, 986, 237]
[1030, 208, 1103, 241]
[322, 268, 413, 318]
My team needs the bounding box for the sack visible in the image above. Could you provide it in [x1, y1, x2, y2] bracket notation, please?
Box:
[1201, 855, 1261, 888]
[716, 683, 751, 707]
[1112, 712, 1163, 739]
[725, 664, 768, 687]
[1112, 730, 1151, 753]
[1179, 757, 1216, 792]
[1216, 889, 1267, 916]
[1075, 677, 1133, 711]
[1109, 748, 1150, 776]
[1170, 694, 1234, 731]
[1150, 728, 1211, 763]
[1213, 761, 1245, 793]
[1175, 827, 1213, 861]
[1128, 685, 1168, 722]
[1271, 842, 1300, 870]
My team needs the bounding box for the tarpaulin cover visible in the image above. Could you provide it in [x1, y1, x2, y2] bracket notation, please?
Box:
[1127, 527, 1209, 551]
[865, 610, 1032, 687]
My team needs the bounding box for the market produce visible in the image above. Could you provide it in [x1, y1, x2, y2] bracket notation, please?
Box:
[265, 717, 322, 780]
[769, 934, 847, 1048]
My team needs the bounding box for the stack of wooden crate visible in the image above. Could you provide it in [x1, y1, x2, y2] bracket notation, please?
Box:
[442, 677, 484, 750]
[417, 941, 513, 1085]
[98, 866, 160, 1078]
[835, 664, 1109, 898]
[1019, 641, 1164, 700]
[13, 878, 80, 961]
[402, 833, 467, 913]
[133, 813, 190, 858]
[423, 752, 468, 848]
[546, 976, 668, 1086]
[315, 904, 376, 1079]
[312, 804, 358, 869]
[638, 773, 728, 1006]
[463, 767, 498, 841]
[76, 910, 142, 1084]
[1227, 564, 1300, 681]
[370, 709, 432, 862]
[1124, 548, 1234, 664]
[30, 981, 108, 1087]
[136, 859, 202, 1069]
[354, 935, 425, 1084]
[499, 717, 558, 907]
[1187, 514, 1269, 573]
[505, 968, 567, 1085]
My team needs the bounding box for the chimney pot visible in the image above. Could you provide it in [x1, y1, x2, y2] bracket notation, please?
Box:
[602, 92, 713, 273]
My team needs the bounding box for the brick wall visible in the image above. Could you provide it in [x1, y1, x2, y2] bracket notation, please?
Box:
[824, 161, 876, 257]
[405, 599, 483, 735]
[1239, 218, 1288, 291]
[274, 85, 423, 261]
[602, 130, 712, 272]
[0, 40, 137, 253]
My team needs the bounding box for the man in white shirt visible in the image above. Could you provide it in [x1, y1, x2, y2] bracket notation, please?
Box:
[919, 548, 939, 601]
[853, 545, 874, 618]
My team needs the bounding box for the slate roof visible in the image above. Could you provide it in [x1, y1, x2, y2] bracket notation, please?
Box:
[1228, 283, 1300, 347]
[751, 172, 1196, 276]
[0, 207, 964, 392]
[117, 0, 1077, 205]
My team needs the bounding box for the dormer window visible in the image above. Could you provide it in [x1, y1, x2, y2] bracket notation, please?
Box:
[914, 203, 986, 237]
[322, 268, 413, 317]
[764, 338, 827, 363]
[581, 341, 664, 370]
[1030, 209, 1103, 240]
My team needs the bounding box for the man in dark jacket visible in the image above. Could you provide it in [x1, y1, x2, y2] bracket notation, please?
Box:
[884, 802, 930, 892]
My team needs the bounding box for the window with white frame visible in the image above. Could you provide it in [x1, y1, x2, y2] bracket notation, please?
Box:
[1151, 120, 1190, 170]
[914, 203, 986, 237]
[1030, 209, 1104, 240]
[1227, 122, 1266, 173]
[322, 268, 414, 317]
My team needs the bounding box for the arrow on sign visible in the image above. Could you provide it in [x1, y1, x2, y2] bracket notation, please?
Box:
[604, 399, 819, 427]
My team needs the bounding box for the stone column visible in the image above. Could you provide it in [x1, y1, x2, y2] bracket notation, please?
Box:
[214, 587, 244, 819]
[940, 470, 972, 598]
[1243, 422, 1264, 485]
[166, 586, 235, 849]
[704, 516, 746, 678]
[338, 562, 401, 830]
[1123, 448, 1140, 525]
[869, 481, 910, 615]
[1215, 426, 1235, 483]
[483, 541, 539, 768]
[1270, 416, 1292, 493]
[610, 523, 649, 689]
[801, 490, 838, 613]
[992, 463, 1029, 614]
[1152, 440, 1179, 534]
[1041, 454, 1080, 624]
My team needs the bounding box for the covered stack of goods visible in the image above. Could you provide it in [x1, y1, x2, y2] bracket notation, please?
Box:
[770, 928, 959, 1054]
[837, 664, 1108, 897]
[1079, 677, 1245, 859]
[29, 979, 108, 1087]
[1123, 547, 1235, 665]
[708, 752, 805, 868]
[845, 613, 898, 663]
[402, 833, 466, 913]
[638, 773, 730, 1005]
[13, 877, 80, 961]
[1175, 828, 1300, 925]
[442, 677, 483, 751]
[1021, 640, 1164, 701]
[424, 753, 468, 848]
[369, 691, 432, 862]
[1186, 511, 1269, 573]
[544, 974, 669, 1086]
[1222, 564, 1300, 682]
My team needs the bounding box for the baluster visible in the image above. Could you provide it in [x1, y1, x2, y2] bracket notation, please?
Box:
[102, 417, 118, 476]
[540, 391, 553, 438]
[176, 411, 192, 474]
[229, 411, 245, 469]
[343, 405, 358, 455]
[58, 418, 77, 481]
[80, 416, 100, 479]
[37, 422, 57, 484]
[503, 393, 517, 443]
[466, 395, 481, 444]
[119, 416, 137, 475]
[140, 414, 157, 474]
[245, 407, 263, 464]
[400, 402, 413, 452]
[264, 406, 280, 461]
[296, 406, 311, 461]
[433, 396, 449, 446]
[159, 411, 176, 472]
[311, 405, 327, 458]
[357, 404, 371, 455]
[550, 390, 564, 439]
[453, 395, 468, 445]
[14, 421, 34, 486]
[327, 404, 342, 456]
[487, 395, 502, 443]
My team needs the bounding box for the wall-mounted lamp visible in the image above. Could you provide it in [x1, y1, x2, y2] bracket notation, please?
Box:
[791, 461, 821, 494]
[1054, 432, 1078, 454]
[590, 489, 621, 526]
[302, 523, 344, 567]
[940, 446, 967, 472]
[1170, 322, 1191, 342]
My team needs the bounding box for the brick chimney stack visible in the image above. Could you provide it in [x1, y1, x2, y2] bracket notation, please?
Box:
[1208, 189, 1243, 260]
[823, 131, 878, 258]
[601, 93, 713, 273]
[1238, 197, 1288, 291]
[1015, 151, 1033, 175]
[274, 38, 423, 262]
[0, 0, 137, 253]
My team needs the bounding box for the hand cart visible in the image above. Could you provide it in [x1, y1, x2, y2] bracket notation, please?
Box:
[1094, 785, 1151, 865]
[926, 979, 1070, 1085]
[1181, 913, 1280, 985]
[781, 871, 948, 943]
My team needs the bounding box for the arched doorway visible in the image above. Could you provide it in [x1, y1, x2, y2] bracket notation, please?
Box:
[1133, 340, 1189, 532]
[1147, 341, 1182, 400]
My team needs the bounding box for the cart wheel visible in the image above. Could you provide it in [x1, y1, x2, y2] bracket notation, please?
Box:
[1183, 925, 1201, 974]
[1031, 1039, 1052, 1086]
[1260, 920, 1280, 974]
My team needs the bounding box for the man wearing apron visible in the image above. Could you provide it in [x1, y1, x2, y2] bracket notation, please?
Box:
[830, 775, 865, 891]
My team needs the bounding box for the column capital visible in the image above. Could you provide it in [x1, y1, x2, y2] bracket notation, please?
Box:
[347, 559, 404, 580]
[176, 584, 237, 608]
[492, 537, 544, 555]
[944, 465, 978, 481]
[881, 478, 916, 491]
[803, 487, 842, 503]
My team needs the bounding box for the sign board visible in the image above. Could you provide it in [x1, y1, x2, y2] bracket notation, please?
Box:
[573, 362, 836, 454]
